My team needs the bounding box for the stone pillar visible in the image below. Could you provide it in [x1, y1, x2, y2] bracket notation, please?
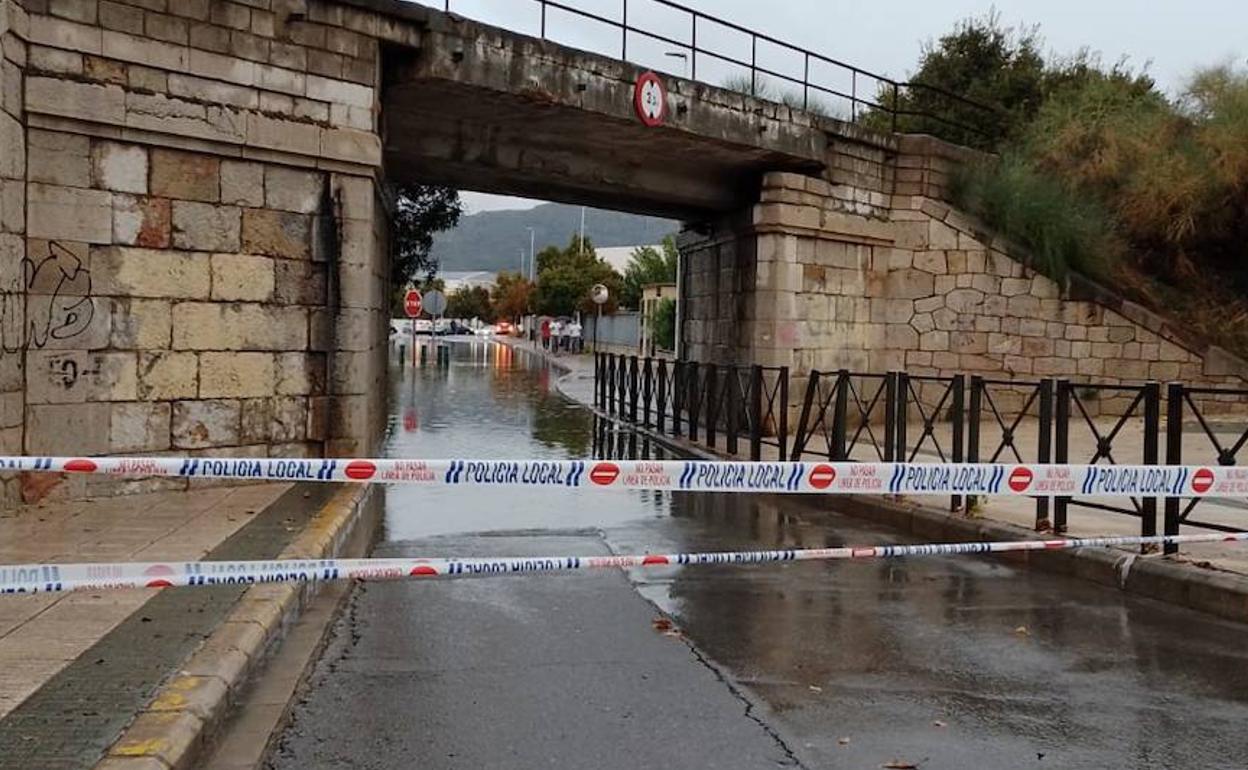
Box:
[0, 0, 26, 506]
[7, 0, 392, 501]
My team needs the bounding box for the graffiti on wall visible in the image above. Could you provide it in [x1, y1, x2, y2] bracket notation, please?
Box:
[1, 240, 96, 354]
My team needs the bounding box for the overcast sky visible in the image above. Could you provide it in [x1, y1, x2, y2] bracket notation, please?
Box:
[418, 0, 1247, 213]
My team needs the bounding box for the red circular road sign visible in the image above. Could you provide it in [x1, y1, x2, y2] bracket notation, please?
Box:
[1192, 468, 1215, 494]
[590, 462, 620, 486]
[1008, 467, 1033, 493]
[633, 71, 667, 127]
[404, 289, 422, 318]
[808, 464, 836, 490]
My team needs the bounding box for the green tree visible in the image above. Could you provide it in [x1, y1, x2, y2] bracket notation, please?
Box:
[392, 184, 462, 286]
[533, 235, 622, 316]
[446, 285, 493, 321]
[649, 297, 676, 351]
[863, 11, 1045, 149]
[620, 236, 678, 309]
[491, 271, 535, 321]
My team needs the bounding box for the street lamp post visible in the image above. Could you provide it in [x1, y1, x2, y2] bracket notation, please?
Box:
[664, 51, 688, 78]
[591, 283, 609, 354]
[526, 227, 536, 281]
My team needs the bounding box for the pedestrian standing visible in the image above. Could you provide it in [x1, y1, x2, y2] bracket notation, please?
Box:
[541, 317, 551, 351]
[550, 319, 563, 354]
[569, 319, 582, 353]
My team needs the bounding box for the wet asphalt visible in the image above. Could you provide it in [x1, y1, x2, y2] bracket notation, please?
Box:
[267, 341, 1248, 769]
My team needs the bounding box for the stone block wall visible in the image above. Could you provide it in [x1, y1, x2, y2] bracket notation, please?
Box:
[0, 0, 412, 502]
[0, 0, 26, 506]
[681, 162, 1248, 418]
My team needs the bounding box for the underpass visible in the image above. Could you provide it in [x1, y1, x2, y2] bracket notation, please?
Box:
[263, 341, 1248, 769]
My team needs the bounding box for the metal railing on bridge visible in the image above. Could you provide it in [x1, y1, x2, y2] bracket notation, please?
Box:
[437, 0, 999, 138]
[595, 355, 1248, 553]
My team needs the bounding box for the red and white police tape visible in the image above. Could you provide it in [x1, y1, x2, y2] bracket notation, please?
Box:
[1, 456, 1245, 497]
[2, 531, 1246, 594]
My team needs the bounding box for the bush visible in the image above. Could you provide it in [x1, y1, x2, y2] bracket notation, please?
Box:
[952, 153, 1117, 280]
[650, 298, 676, 352]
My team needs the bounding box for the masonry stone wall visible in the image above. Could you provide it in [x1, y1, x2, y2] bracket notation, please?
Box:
[0, 0, 411, 503]
[681, 153, 1248, 418]
[0, 0, 26, 506]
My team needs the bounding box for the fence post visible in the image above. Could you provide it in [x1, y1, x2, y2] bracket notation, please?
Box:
[749, 365, 763, 461]
[1036, 378, 1054, 529]
[672, 361, 684, 437]
[778, 366, 789, 461]
[607, 355, 617, 416]
[790, 371, 819, 460]
[629, 356, 639, 424]
[832, 370, 849, 461]
[1141, 381, 1161, 541]
[618, 355, 627, 417]
[1163, 382, 1184, 555]
[642, 358, 653, 430]
[726, 368, 739, 457]
[1054, 379, 1071, 534]
[950, 374, 966, 513]
[965, 375, 983, 516]
[594, 352, 602, 409]
[687, 362, 699, 442]
[705, 365, 718, 449]
[884, 372, 898, 463]
[657, 359, 668, 434]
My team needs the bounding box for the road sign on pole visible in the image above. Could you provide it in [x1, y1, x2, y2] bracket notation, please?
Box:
[591, 283, 608, 353]
[423, 290, 447, 317]
[404, 289, 423, 318]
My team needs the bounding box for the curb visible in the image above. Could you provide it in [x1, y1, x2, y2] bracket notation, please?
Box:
[93, 483, 377, 770]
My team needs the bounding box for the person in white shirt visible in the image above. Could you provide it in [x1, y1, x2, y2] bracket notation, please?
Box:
[550, 320, 563, 354]
[568, 321, 583, 353]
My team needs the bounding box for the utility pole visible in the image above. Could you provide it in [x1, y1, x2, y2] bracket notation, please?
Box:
[578, 207, 586, 255]
[526, 227, 536, 281]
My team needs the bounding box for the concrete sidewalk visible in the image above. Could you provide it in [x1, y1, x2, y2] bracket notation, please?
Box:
[0, 478, 375, 770]
[0, 484, 289, 719]
[504, 341, 1248, 579]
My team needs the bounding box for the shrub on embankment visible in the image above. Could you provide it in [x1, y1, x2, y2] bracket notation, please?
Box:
[889, 12, 1248, 358]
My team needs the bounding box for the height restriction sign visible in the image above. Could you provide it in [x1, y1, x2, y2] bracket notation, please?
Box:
[633, 71, 667, 127]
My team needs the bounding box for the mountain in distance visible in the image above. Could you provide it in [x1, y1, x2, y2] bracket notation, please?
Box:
[431, 202, 678, 273]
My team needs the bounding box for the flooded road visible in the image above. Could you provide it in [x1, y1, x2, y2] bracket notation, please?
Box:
[268, 341, 1248, 769]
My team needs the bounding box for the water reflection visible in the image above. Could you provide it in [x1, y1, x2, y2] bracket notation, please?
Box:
[382, 340, 672, 540]
[381, 339, 1248, 768]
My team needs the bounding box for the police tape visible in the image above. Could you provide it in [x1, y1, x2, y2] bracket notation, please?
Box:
[1, 455, 1246, 497]
[2, 531, 1246, 594]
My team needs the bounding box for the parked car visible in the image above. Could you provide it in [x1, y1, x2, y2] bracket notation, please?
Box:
[414, 319, 433, 335]
[495, 321, 514, 336]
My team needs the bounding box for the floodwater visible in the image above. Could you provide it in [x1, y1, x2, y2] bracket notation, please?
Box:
[269, 340, 1248, 770]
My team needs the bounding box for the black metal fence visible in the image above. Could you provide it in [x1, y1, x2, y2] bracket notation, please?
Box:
[1163, 384, 1248, 553]
[595, 353, 789, 461]
[597, 357, 1248, 551]
[439, 0, 998, 137]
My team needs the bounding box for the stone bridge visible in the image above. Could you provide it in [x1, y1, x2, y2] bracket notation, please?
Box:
[0, 0, 1243, 504]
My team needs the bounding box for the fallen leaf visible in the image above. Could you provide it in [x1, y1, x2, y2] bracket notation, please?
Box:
[808, 685, 823, 693]
[1014, 625, 1030, 637]
[651, 617, 673, 632]
[837, 737, 851, 746]
[932, 720, 946, 728]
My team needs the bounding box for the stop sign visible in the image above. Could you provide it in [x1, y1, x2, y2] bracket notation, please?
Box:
[404, 289, 422, 318]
